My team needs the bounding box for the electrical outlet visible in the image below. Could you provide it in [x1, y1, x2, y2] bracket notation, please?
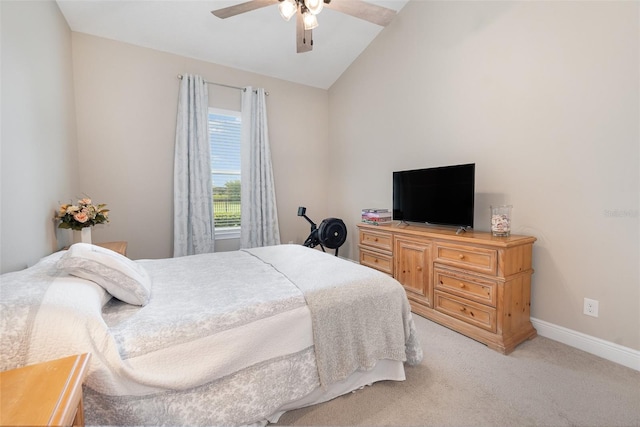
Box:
[583, 298, 599, 317]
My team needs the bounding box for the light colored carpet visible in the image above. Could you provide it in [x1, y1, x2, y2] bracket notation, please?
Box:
[274, 314, 640, 426]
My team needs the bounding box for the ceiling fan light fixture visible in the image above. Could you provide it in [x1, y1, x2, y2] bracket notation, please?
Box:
[304, 0, 323, 15]
[303, 11, 318, 30]
[278, 0, 297, 21]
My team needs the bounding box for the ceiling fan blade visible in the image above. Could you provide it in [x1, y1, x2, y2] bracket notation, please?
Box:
[324, 0, 397, 27]
[211, 0, 279, 19]
[296, 12, 313, 53]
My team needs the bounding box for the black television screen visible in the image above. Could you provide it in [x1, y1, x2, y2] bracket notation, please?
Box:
[393, 163, 475, 228]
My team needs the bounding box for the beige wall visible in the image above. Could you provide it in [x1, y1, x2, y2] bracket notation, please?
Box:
[71, 33, 330, 260]
[329, 1, 639, 350]
[1, 0, 79, 273]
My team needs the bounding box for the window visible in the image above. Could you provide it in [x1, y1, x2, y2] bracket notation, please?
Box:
[209, 108, 241, 239]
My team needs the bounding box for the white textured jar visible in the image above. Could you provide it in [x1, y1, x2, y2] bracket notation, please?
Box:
[490, 205, 512, 237]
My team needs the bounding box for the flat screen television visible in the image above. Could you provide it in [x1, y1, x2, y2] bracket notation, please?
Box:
[393, 163, 475, 229]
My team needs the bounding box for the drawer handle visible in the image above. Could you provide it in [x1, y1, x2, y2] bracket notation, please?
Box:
[459, 283, 466, 289]
[458, 254, 465, 260]
[374, 259, 378, 263]
[417, 266, 422, 272]
[374, 238, 379, 242]
[460, 306, 466, 312]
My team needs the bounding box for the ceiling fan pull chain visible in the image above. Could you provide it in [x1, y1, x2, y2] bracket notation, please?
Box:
[303, 27, 311, 47]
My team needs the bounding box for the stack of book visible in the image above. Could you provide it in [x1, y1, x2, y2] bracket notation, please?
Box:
[361, 208, 392, 225]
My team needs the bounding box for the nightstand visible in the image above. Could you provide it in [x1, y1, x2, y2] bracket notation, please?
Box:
[95, 241, 127, 256]
[65, 241, 128, 256]
[0, 353, 91, 427]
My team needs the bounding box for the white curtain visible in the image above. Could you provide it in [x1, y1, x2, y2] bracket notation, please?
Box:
[240, 87, 281, 248]
[173, 74, 215, 257]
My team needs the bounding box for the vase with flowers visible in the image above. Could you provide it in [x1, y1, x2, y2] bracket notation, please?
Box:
[55, 198, 109, 244]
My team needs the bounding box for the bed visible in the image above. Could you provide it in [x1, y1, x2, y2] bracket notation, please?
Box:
[0, 243, 423, 426]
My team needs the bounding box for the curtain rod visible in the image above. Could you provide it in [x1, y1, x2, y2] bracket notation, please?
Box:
[177, 74, 269, 95]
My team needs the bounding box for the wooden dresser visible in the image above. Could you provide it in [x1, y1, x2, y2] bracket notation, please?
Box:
[1, 354, 91, 427]
[358, 222, 537, 354]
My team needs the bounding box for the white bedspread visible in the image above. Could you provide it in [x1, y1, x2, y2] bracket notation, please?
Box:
[1, 244, 422, 426]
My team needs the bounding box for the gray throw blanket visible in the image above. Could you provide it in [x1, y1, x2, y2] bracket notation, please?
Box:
[244, 245, 423, 388]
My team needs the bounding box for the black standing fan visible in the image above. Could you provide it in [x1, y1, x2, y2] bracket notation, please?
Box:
[297, 207, 347, 256]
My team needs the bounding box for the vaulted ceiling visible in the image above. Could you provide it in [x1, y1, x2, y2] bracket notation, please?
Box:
[56, 0, 408, 89]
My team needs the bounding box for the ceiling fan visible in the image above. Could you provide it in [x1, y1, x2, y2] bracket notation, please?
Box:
[211, 0, 397, 53]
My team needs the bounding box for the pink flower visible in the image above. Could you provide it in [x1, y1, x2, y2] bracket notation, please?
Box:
[73, 211, 89, 223]
[54, 197, 109, 230]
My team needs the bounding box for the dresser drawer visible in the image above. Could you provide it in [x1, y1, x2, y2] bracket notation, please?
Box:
[359, 247, 393, 275]
[435, 291, 497, 332]
[359, 229, 393, 253]
[434, 243, 497, 275]
[434, 268, 497, 307]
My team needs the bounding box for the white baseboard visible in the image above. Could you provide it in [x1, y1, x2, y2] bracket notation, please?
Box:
[530, 317, 640, 372]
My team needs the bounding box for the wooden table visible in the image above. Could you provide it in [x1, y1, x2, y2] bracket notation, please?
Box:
[1, 354, 91, 427]
[95, 241, 127, 256]
[64, 241, 128, 256]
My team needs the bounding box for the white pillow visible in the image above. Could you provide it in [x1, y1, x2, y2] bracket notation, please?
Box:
[57, 243, 151, 306]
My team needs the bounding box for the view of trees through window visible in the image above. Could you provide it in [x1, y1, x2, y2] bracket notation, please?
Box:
[213, 179, 240, 228]
[209, 109, 241, 231]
